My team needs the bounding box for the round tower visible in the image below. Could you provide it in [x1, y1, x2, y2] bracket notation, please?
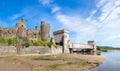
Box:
[21, 18, 26, 29]
[41, 21, 50, 41]
[16, 18, 26, 29]
[16, 19, 27, 38]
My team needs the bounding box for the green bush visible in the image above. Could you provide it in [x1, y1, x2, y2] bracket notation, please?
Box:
[0, 37, 57, 47]
[8, 37, 19, 46]
[31, 38, 57, 47]
[46, 42, 57, 47]
[46, 42, 52, 47]
[0, 38, 7, 43]
[8, 39, 12, 45]
[97, 46, 101, 50]
[33, 41, 41, 46]
[22, 42, 30, 47]
[32, 38, 47, 46]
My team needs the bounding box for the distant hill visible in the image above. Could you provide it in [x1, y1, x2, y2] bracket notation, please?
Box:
[97, 46, 120, 50]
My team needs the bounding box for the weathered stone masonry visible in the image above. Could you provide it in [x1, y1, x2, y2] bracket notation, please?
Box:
[0, 19, 50, 41]
[0, 19, 96, 54]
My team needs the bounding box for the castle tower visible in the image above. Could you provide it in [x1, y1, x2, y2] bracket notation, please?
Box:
[40, 21, 50, 41]
[16, 19, 26, 28]
[16, 18, 27, 38]
[53, 29, 70, 53]
[88, 40, 96, 51]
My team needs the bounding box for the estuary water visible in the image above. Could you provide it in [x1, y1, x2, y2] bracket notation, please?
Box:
[87, 50, 120, 71]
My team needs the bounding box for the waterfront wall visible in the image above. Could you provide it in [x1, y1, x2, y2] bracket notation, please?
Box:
[0, 46, 63, 55]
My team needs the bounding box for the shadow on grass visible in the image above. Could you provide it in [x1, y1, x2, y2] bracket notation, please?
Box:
[33, 57, 60, 61]
[32, 56, 81, 61]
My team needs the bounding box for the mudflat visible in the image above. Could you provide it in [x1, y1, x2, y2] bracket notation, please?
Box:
[0, 54, 105, 71]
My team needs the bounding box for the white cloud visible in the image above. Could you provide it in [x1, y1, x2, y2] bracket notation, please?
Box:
[38, 0, 120, 46]
[52, 6, 61, 13]
[39, 0, 61, 14]
[98, 0, 117, 22]
[56, 14, 97, 43]
[55, 0, 120, 46]
[39, 0, 53, 5]
[97, 0, 108, 7]
[93, 0, 120, 46]
[86, 9, 97, 21]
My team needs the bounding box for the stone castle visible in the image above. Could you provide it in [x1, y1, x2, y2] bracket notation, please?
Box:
[0, 18, 96, 54]
[0, 19, 50, 41]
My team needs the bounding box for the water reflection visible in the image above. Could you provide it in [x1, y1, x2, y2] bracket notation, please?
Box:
[86, 50, 120, 71]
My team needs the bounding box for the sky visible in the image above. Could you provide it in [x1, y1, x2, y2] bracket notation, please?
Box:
[0, 0, 120, 47]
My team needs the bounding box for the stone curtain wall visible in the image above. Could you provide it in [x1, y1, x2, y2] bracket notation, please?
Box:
[0, 46, 17, 55]
[0, 46, 63, 55]
[50, 46, 62, 53]
[21, 46, 51, 54]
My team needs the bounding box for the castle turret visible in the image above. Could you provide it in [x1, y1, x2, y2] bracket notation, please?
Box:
[40, 21, 50, 41]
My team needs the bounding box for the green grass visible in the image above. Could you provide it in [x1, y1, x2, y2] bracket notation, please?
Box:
[49, 60, 88, 69]
[22, 38, 57, 47]
[0, 37, 57, 47]
[0, 38, 7, 43]
[0, 37, 19, 46]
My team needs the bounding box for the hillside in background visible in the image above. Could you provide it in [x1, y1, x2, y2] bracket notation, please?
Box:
[97, 46, 120, 50]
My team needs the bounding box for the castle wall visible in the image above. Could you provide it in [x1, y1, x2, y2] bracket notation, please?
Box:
[0, 28, 16, 38]
[0, 19, 51, 42]
[0, 46, 63, 54]
[27, 29, 40, 40]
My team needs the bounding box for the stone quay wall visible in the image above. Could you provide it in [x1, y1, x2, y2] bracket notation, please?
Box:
[0, 46, 63, 55]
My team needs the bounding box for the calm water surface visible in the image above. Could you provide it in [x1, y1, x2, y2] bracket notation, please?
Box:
[87, 50, 120, 71]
